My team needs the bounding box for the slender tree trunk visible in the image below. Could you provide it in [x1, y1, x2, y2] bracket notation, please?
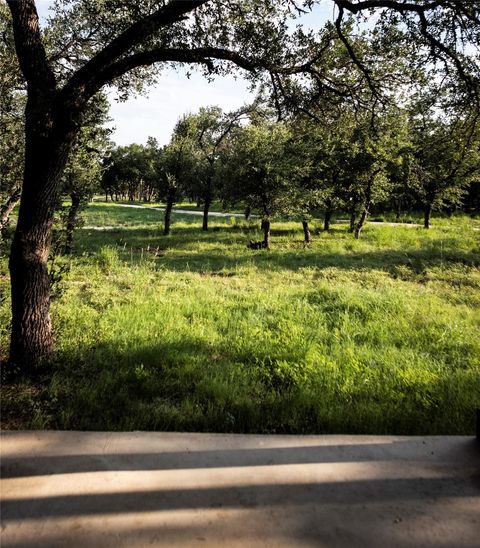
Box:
[302, 220, 311, 243]
[244, 205, 251, 221]
[354, 207, 369, 239]
[424, 204, 432, 229]
[105, 191, 108, 202]
[349, 209, 356, 233]
[164, 190, 175, 235]
[395, 200, 402, 222]
[202, 191, 211, 231]
[0, 187, 22, 233]
[324, 209, 332, 232]
[262, 218, 271, 248]
[64, 192, 81, 254]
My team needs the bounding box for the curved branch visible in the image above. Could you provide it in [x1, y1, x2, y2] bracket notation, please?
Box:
[6, 0, 55, 95]
[62, 0, 208, 100]
[85, 46, 258, 97]
[334, 5, 380, 100]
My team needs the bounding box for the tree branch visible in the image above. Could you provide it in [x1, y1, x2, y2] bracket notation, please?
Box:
[6, 0, 56, 95]
[81, 46, 258, 98]
[62, 0, 209, 100]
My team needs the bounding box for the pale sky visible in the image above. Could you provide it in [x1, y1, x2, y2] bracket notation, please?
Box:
[35, 1, 333, 146]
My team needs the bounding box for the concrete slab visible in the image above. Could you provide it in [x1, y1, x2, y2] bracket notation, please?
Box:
[1, 432, 479, 547]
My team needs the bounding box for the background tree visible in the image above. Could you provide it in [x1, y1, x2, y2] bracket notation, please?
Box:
[182, 106, 248, 231]
[222, 121, 297, 248]
[409, 112, 480, 228]
[157, 116, 197, 235]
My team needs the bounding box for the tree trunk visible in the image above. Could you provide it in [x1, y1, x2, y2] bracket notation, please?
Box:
[424, 204, 431, 229]
[64, 192, 81, 254]
[164, 192, 175, 235]
[262, 218, 271, 248]
[302, 220, 311, 243]
[324, 209, 332, 232]
[9, 124, 75, 370]
[7, 65, 80, 370]
[244, 205, 251, 220]
[349, 210, 356, 233]
[354, 208, 369, 239]
[0, 187, 22, 233]
[354, 182, 373, 239]
[202, 192, 211, 231]
[395, 200, 402, 222]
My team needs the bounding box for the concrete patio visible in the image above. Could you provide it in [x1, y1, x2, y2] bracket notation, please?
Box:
[1, 431, 479, 547]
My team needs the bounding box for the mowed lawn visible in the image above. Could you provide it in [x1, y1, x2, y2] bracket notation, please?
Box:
[1, 202, 479, 434]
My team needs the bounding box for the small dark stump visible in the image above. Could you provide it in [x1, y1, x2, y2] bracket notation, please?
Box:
[247, 240, 268, 250]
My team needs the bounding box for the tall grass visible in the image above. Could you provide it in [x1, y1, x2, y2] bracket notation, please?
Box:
[1, 204, 479, 433]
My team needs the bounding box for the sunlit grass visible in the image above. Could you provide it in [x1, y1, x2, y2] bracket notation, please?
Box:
[1, 204, 479, 433]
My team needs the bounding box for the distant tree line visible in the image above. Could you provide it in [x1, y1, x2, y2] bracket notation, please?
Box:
[98, 102, 480, 245]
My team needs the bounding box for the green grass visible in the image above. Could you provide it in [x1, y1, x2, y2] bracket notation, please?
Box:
[1, 204, 479, 433]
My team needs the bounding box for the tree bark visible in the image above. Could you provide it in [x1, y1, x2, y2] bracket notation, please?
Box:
[395, 200, 402, 221]
[164, 189, 175, 235]
[202, 191, 211, 231]
[302, 220, 311, 243]
[424, 204, 432, 229]
[262, 218, 271, 248]
[354, 207, 368, 239]
[0, 187, 22, 233]
[64, 192, 81, 254]
[349, 210, 356, 233]
[324, 209, 332, 232]
[9, 123, 76, 369]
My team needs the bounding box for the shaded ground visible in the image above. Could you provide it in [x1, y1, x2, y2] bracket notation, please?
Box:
[1, 431, 479, 547]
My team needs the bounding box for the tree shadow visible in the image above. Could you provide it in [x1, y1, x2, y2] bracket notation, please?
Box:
[1, 433, 478, 546]
[74, 224, 479, 277]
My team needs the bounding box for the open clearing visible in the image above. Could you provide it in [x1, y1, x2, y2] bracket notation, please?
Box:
[1, 203, 479, 433]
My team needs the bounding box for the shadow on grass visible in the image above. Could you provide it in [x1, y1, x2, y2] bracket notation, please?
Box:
[74, 224, 479, 276]
[3, 330, 475, 435]
[74, 231, 480, 277]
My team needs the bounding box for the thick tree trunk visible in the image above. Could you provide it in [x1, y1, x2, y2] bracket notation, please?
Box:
[64, 192, 81, 254]
[7, 80, 78, 369]
[302, 220, 311, 243]
[424, 204, 431, 229]
[324, 209, 332, 232]
[9, 136, 74, 369]
[262, 218, 271, 248]
[0, 187, 22, 233]
[202, 192, 211, 231]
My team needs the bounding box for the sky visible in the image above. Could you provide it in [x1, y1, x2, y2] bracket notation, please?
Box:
[35, 1, 334, 146]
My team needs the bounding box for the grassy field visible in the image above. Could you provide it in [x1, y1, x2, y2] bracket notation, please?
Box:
[1, 202, 479, 434]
